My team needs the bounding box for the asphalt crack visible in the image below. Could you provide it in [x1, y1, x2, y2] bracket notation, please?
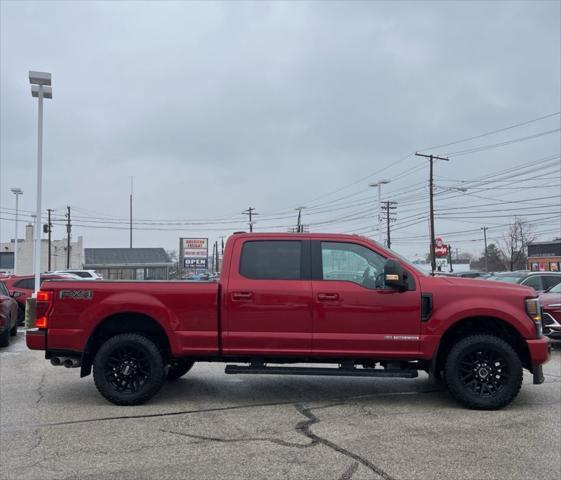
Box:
[161, 402, 396, 480]
[6, 388, 441, 431]
[339, 462, 359, 480]
[294, 404, 396, 480]
[160, 428, 312, 449]
[35, 372, 46, 405]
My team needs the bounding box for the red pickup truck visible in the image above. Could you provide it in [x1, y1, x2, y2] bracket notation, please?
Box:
[27, 233, 550, 409]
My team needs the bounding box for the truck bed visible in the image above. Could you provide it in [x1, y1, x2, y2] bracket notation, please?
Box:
[40, 280, 220, 356]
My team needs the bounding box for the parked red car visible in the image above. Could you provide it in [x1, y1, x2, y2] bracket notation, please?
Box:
[27, 233, 550, 410]
[0, 281, 18, 347]
[0, 274, 78, 324]
[539, 282, 561, 339]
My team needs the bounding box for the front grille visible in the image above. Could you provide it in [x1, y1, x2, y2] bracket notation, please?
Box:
[543, 312, 561, 328]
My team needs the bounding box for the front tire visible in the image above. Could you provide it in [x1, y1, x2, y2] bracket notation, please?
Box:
[93, 333, 166, 406]
[444, 334, 523, 410]
[166, 359, 195, 380]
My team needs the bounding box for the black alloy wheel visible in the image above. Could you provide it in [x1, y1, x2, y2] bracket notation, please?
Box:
[104, 345, 151, 394]
[445, 334, 523, 410]
[458, 348, 509, 397]
[93, 333, 166, 405]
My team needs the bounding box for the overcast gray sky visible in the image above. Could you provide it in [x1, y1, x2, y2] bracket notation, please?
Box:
[1, 0, 560, 261]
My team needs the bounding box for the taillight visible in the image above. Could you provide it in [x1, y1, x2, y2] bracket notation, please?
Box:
[35, 290, 52, 329]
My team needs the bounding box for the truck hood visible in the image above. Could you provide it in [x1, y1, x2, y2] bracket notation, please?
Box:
[420, 275, 536, 296]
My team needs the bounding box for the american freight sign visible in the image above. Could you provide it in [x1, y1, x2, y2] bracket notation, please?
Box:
[180, 238, 208, 270]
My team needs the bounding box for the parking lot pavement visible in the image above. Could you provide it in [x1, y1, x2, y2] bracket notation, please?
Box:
[1, 332, 560, 480]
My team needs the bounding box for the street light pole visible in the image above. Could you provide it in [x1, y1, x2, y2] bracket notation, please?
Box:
[10, 188, 23, 274]
[29, 71, 52, 293]
[369, 180, 390, 243]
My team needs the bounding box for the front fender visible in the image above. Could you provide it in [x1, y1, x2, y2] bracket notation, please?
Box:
[425, 297, 535, 340]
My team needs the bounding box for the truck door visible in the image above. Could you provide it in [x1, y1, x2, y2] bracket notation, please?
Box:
[222, 239, 313, 355]
[311, 241, 421, 358]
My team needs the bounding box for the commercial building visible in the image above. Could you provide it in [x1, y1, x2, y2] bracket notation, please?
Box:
[528, 240, 561, 272]
[0, 224, 83, 275]
[84, 248, 173, 280]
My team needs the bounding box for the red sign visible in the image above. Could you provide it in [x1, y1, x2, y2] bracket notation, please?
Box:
[434, 237, 448, 257]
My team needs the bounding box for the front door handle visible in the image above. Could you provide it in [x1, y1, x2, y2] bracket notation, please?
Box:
[317, 293, 339, 302]
[231, 291, 253, 301]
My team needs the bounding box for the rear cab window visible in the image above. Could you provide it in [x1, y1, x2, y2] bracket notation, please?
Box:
[239, 240, 307, 280]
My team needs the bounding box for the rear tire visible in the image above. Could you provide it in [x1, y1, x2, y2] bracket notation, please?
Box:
[93, 333, 166, 406]
[166, 359, 195, 380]
[0, 328, 10, 347]
[17, 306, 25, 326]
[444, 334, 522, 410]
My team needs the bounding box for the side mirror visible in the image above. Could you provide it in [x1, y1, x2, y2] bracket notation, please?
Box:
[384, 260, 408, 291]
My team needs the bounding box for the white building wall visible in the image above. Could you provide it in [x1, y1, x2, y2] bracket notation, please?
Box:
[1, 224, 83, 275]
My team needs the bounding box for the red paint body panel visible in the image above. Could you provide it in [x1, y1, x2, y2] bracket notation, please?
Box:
[27, 233, 549, 376]
[526, 338, 550, 366]
[40, 281, 219, 356]
[26, 329, 46, 350]
[221, 236, 313, 355]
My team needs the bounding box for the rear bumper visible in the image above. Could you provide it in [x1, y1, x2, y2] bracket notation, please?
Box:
[526, 337, 551, 367]
[26, 329, 46, 350]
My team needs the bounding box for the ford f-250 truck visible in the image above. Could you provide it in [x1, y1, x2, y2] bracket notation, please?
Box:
[27, 233, 550, 409]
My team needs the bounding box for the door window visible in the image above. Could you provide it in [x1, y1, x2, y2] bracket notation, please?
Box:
[321, 242, 387, 289]
[543, 276, 561, 291]
[240, 241, 302, 280]
[522, 276, 542, 291]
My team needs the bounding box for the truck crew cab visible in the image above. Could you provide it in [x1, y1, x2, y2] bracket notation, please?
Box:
[27, 233, 550, 409]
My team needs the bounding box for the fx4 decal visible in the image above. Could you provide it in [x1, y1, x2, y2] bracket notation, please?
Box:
[59, 290, 93, 300]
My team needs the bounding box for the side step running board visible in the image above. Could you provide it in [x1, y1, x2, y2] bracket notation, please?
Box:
[225, 365, 418, 378]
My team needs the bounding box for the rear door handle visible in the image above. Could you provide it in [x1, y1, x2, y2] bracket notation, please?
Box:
[231, 291, 253, 301]
[317, 293, 339, 301]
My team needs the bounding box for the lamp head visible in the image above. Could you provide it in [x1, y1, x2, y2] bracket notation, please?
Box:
[29, 71, 52, 86]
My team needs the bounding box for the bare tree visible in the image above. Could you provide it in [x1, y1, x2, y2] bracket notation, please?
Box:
[499, 217, 536, 271]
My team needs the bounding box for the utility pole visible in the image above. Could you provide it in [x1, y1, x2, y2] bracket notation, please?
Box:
[380, 201, 397, 249]
[481, 226, 489, 272]
[242, 207, 258, 232]
[65, 206, 71, 268]
[295, 207, 306, 233]
[220, 236, 225, 255]
[129, 177, 133, 248]
[215, 241, 220, 272]
[415, 152, 449, 274]
[448, 244, 453, 272]
[47, 209, 53, 271]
